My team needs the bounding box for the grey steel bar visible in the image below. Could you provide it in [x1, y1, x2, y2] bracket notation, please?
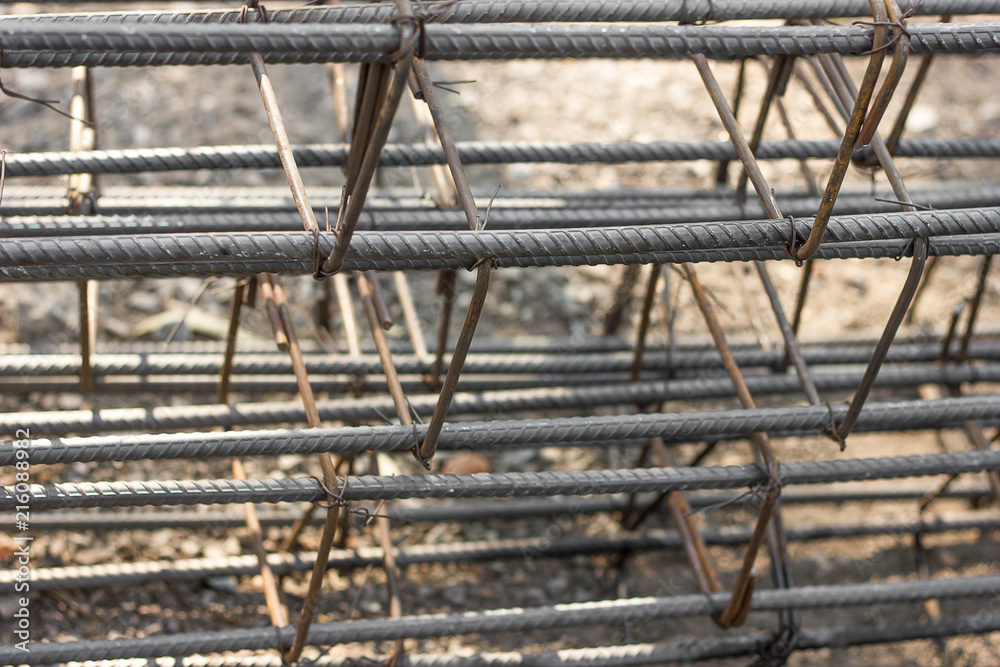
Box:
[30, 613, 1000, 667]
[3, 514, 997, 593]
[3, 1, 998, 25]
[3, 449, 1000, 510]
[0, 22, 996, 68]
[2, 575, 999, 664]
[5, 137, 1000, 178]
[5, 362, 1000, 438]
[4, 395, 999, 466]
[1, 207, 998, 280]
[6, 339, 1000, 378]
[3, 488, 988, 532]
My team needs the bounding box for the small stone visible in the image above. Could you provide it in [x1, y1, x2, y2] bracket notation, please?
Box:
[442, 584, 468, 606]
[441, 452, 492, 475]
[545, 576, 570, 595]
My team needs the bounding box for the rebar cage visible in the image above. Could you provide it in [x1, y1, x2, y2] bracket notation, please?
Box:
[2, 1, 1000, 665]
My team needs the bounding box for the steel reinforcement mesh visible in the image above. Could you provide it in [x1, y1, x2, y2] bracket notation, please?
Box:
[1, 1, 1000, 665]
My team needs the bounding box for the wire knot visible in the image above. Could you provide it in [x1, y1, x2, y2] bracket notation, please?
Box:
[390, 14, 427, 61]
[786, 215, 806, 267]
[821, 402, 847, 451]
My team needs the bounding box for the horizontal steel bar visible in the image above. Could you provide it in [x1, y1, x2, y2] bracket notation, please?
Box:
[4, 450, 999, 510]
[2, 488, 987, 532]
[5, 341, 1000, 378]
[0, 183, 994, 218]
[4, 396, 998, 466]
[0, 22, 996, 68]
[6, 137, 1000, 178]
[2, 322, 994, 356]
[24, 613, 1000, 667]
[5, 362, 999, 438]
[8, 184, 1000, 237]
[2, 575, 998, 664]
[2, 207, 999, 280]
[5, 1, 999, 26]
[37, 613, 1000, 667]
[2, 514, 996, 593]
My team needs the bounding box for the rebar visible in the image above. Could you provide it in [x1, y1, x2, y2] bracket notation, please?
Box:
[6, 361, 1000, 437]
[4, 1, 999, 26]
[0, 22, 996, 69]
[3, 575, 999, 665]
[5, 395, 999, 466]
[6, 137, 1000, 178]
[6, 449, 1000, 510]
[2, 206, 999, 280]
[2, 514, 996, 593]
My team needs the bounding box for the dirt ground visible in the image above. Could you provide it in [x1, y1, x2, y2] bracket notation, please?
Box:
[1, 5, 1000, 666]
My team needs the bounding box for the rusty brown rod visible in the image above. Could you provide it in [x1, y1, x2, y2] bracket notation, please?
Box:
[793, 0, 889, 262]
[832, 237, 929, 444]
[356, 272, 413, 426]
[68, 66, 98, 396]
[713, 58, 748, 187]
[855, 0, 912, 150]
[418, 262, 492, 466]
[427, 269, 457, 390]
[249, 52, 319, 235]
[232, 457, 289, 628]
[394, 271, 431, 362]
[956, 255, 993, 364]
[267, 271, 344, 664]
[691, 52, 820, 407]
[259, 276, 289, 351]
[218, 278, 247, 405]
[682, 262, 780, 629]
[735, 53, 795, 205]
[322, 37, 417, 275]
[630, 264, 661, 385]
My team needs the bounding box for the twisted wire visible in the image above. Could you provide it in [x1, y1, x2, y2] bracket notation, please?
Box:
[3, 515, 997, 593]
[7, 138, 1000, 178]
[4, 449, 999, 510]
[4, 396, 1000, 466]
[0, 23, 996, 68]
[2, 575, 998, 664]
[4, 1, 999, 26]
[2, 206, 999, 280]
[4, 362, 1000, 438]
[4, 341, 1000, 377]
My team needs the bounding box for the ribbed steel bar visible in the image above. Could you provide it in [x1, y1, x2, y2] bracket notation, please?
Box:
[10, 339, 1000, 378]
[2, 575, 999, 664]
[5, 396, 1000, 466]
[3, 514, 996, 593]
[6, 137, 1000, 178]
[4, 1, 998, 25]
[1, 183, 996, 220]
[5, 362, 1000, 438]
[4, 449, 1000, 511]
[0, 22, 996, 69]
[3, 324, 993, 356]
[34, 613, 1000, 667]
[2, 207, 999, 280]
[5, 186, 1000, 238]
[5, 488, 989, 532]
